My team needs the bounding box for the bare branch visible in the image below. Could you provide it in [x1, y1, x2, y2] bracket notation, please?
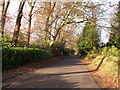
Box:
[67, 20, 87, 24]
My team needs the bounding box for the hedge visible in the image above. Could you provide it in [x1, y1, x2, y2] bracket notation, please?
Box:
[2, 47, 51, 70]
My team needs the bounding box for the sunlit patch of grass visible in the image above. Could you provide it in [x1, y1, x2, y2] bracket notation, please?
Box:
[89, 55, 119, 88]
[91, 55, 104, 66]
[91, 55, 118, 76]
[85, 54, 99, 60]
[84, 46, 119, 88]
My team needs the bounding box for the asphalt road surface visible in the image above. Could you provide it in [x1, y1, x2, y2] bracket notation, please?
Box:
[3, 55, 99, 88]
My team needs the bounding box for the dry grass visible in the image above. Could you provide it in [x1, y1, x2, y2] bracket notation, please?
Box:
[81, 58, 118, 88]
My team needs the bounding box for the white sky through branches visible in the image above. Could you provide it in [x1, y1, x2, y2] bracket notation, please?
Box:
[6, 0, 120, 44]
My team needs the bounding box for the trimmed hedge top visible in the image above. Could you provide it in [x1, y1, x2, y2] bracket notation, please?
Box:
[2, 47, 51, 70]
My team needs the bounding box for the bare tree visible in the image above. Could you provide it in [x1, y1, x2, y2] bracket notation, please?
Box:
[35, 2, 85, 42]
[31, 2, 106, 47]
[27, 0, 36, 47]
[12, 0, 26, 47]
[52, 2, 86, 41]
[1, 0, 10, 37]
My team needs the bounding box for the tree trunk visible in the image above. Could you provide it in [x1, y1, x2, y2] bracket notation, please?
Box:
[12, 1, 26, 47]
[27, 1, 36, 47]
[44, 2, 56, 41]
[1, 0, 10, 37]
[27, 14, 32, 47]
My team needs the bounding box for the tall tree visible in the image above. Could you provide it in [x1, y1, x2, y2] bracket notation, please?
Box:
[12, 0, 26, 47]
[30, 2, 103, 48]
[44, 2, 56, 41]
[49, 2, 87, 42]
[27, 0, 36, 47]
[77, 17, 99, 54]
[107, 1, 120, 48]
[1, 0, 10, 37]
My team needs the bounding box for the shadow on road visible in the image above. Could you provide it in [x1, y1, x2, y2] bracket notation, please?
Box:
[37, 70, 96, 77]
[2, 55, 98, 88]
[3, 72, 80, 88]
[3, 69, 96, 88]
[40, 55, 90, 68]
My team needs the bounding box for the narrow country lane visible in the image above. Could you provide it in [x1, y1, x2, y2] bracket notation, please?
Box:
[3, 55, 99, 88]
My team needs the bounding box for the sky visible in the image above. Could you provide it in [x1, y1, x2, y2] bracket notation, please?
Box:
[6, 0, 120, 44]
[8, 0, 119, 13]
[90, 0, 119, 3]
[88, 0, 119, 44]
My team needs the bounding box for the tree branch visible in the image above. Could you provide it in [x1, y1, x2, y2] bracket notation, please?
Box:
[67, 20, 87, 24]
